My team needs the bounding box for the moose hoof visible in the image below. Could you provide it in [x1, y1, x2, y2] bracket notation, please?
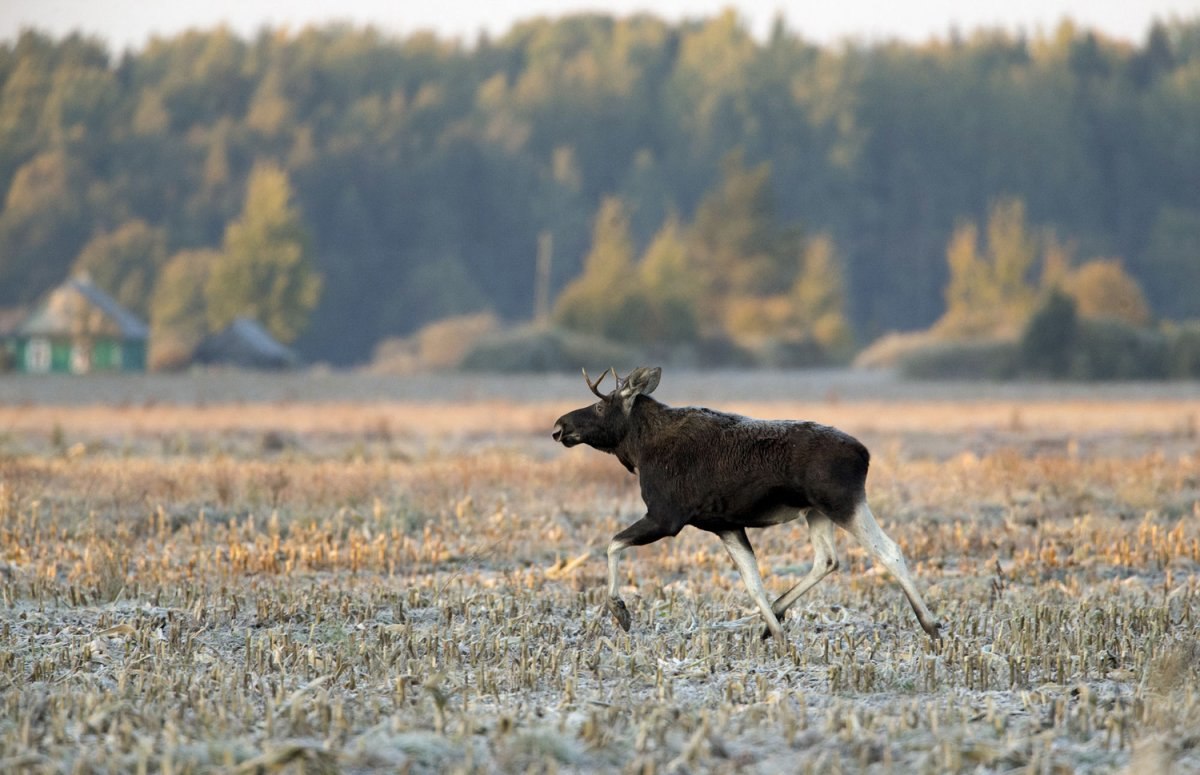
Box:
[608, 597, 631, 632]
[761, 610, 786, 641]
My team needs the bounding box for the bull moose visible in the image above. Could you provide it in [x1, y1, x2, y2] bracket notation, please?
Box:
[552, 366, 941, 645]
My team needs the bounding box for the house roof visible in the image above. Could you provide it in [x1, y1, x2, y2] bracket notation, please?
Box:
[0, 306, 27, 337]
[18, 277, 149, 339]
[194, 317, 298, 369]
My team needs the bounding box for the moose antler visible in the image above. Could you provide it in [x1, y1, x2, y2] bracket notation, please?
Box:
[582, 367, 613, 398]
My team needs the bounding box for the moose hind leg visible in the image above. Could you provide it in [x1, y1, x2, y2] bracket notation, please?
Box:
[718, 529, 786, 643]
[846, 501, 941, 639]
[760, 510, 839, 640]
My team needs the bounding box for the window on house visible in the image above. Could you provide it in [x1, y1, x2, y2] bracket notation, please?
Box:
[26, 338, 50, 372]
[71, 343, 91, 374]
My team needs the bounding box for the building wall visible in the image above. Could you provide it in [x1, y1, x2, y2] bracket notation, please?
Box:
[93, 339, 122, 370]
[119, 340, 146, 372]
[14, 336, 145, 373]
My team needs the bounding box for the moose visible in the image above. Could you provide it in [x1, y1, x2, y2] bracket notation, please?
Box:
[552, 366, 941, 645]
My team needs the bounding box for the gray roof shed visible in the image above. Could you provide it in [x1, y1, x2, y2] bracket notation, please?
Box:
[194, 318, 299, 369]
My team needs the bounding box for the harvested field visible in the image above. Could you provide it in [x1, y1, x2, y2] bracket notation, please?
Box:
[1, 370, 1199, 773]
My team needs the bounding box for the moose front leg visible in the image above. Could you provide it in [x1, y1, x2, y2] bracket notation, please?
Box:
[606, 516, 672, 632]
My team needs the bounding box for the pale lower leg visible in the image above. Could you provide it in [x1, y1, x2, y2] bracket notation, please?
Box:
[606, 538, 626, 600]
[604, 515, 668, 633]
[847, 502, 941, 638]
[719, 529, 786, 642]
[606, 538, 632, 631]
[771, 511, 839, 617]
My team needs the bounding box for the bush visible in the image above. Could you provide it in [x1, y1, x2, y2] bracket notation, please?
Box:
[853, 330, 948, 370]
[1020, 292, 1181, 381]
[1020, 291, 1078, 378]
[862, 300, 1193, 382]
[755, 337, 836, 369]
[898, 339, 1020, 380]
[1165, 323, 1200, 378]
[1065, 259, 1151, 327]
[1068, 319, 1168, 380]
[370, 313, 499, 373]
[689, 336, 758, 368]
[414, 313, 499, 370]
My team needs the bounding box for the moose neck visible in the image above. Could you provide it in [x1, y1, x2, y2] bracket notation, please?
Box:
[614, 395, 665, 473]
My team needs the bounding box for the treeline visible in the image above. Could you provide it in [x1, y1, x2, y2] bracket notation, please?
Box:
[0, 14, 1197, 365]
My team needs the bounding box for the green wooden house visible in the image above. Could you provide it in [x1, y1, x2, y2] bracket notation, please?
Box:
[12, 276, 148, 373]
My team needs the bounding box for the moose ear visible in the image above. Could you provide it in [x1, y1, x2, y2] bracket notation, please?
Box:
[627, 366, 661, 395]
[617, 366, 661, 411]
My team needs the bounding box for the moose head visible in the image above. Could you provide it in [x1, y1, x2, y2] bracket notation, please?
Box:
[552, 367, 661, 452]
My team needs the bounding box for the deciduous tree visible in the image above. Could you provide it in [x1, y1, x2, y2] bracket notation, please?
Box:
[149, 248, 218, 369]
[206, 162, 322, 343]
[72, 219, 167, 317]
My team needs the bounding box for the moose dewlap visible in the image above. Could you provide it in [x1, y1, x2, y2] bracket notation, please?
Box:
[552, 366, 941, 646]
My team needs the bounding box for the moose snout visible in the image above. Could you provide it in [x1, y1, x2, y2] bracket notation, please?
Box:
[552, 416, 579, 446]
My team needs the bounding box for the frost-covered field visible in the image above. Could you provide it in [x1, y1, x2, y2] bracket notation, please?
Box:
[1, 370, 1198, 772]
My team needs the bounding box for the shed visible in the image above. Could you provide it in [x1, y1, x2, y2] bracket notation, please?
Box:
[13, 276, 148, 373]
[193, 318, 299, 370]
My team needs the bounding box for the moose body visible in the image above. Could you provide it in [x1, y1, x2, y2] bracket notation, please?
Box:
[553, 367, 941, 645]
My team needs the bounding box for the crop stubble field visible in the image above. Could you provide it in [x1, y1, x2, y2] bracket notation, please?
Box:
[1, 371, 1199, 773]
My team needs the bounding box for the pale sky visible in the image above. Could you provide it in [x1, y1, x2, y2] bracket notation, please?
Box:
[2, 0, 1198, 52]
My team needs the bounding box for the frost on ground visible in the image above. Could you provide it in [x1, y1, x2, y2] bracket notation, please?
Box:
[0, 377, 1198, 773]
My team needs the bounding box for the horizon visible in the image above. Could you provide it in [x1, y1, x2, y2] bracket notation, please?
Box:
[2, 0, 1198, 53]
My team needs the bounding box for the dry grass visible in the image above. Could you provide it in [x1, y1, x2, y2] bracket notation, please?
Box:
[1, 378, 1199, 772]
[2, 396, 1198, 438]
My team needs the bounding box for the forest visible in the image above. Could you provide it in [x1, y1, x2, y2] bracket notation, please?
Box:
[0, 13, 1197, 366]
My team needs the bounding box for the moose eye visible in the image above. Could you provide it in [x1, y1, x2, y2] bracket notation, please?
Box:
[593, 402, 605, 414]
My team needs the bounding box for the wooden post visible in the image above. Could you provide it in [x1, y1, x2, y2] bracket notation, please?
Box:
[535, 230, 553, 324]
